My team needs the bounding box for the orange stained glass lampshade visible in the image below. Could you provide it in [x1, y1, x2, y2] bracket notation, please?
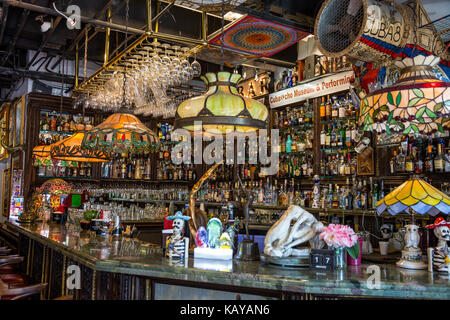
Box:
[51, 132, 109, 162]
[376, 175, 450, 216]
[174, 72, 269, 134]
[81, 113, 159, 154]
[359, 55, 449, 135]
[32, 145, 52, 166]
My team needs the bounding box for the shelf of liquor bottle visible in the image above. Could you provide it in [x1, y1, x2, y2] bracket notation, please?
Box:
[280, 150, 313, 155]
[250, 205, 430, 219]
[36, 176, 98, 183]
[121, 219, 164, 225]
[40, 130, 78, 135]
[277, 123, 313, 131]
[320, 146, 356, 153]
[320, 117, 358, 125]
[107, 198, 235, 208]
[100, 178, 194, 185]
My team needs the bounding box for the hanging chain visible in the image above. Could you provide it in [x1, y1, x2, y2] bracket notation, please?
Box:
[220, 0, 225, 71]
[84, 28, 88, 81]
[122, 0, 130, 108]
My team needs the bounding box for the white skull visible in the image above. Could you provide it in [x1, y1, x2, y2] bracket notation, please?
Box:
[434, 226, 450, 241]
[172, 219, 184, 235]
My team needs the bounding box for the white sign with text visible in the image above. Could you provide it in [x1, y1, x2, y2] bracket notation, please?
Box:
[269, 70, 355, 108]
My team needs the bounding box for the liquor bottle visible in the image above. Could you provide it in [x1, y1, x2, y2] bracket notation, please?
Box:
[396, 148, 406, 173]
[49, 112, 57, 131]
[320, 125, 326, 147]
[320, 97, 326, 121]
[325, 95, 332, 121]
[361, 179, 369, 210]
[338, 99, 346, 119]
[434, 140, 445, 173]
[425, 143, 434, 173]
[331, 97, 338, 119]
[390, 150, 397, 175]
[286, 135, 292, 154]
[405, 143, 414, 173]
[371, 179, 378, 209]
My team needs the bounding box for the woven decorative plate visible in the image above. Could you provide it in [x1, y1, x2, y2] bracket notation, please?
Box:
[209, 16, 309, 57]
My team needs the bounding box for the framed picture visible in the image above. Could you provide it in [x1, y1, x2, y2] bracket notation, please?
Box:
[13, 95, 25, 147]
[2, 168, 11, 217]
[0, 103, 10, 160]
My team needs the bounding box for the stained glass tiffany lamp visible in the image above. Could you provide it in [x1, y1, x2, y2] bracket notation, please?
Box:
[32, 145, 52, 166]
[174, 71, 269, 134]
[359, 55, 449, 135]
[81, 113, 159, 154]
[51, 132, 109, 162]
[376, 175, 450, 269]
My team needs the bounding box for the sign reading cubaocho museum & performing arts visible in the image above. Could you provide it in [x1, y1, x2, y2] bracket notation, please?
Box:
[269, 70, 354, 109]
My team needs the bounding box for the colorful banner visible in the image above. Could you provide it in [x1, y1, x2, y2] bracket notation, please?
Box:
[269, 71, 354, 108]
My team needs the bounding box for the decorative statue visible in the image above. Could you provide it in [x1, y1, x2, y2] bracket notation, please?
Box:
[426, 217, 450, 273]
[18, 193, 42, 223]
[166, 212, 191, 261]
[264, 205, 324, 258]
[404, 224, 420, 249]
[380, 223, 394, 240]
[312, 175, 320, 209]
[207, 218, 223, 249]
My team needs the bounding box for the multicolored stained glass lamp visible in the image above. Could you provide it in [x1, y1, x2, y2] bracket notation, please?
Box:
[174, 71, 269, 134]
[81, 113, 159, 154]
[51, 132, 109, 162]
[376, 175, 450, 269]
[359, 55, 449, 135]
[37, 178, 72, 196]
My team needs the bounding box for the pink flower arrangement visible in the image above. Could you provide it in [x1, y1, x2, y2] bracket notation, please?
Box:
[319, 224, 359, 248]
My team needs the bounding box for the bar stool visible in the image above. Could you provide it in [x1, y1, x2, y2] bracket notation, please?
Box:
[0, 246, 12, 255]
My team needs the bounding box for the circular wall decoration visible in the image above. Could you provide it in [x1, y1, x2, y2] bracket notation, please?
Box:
[209, 16, 309, 57]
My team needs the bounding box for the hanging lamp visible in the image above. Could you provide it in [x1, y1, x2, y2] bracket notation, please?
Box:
[359, 55, 449, 135]
[32, 144, 52, 166]
[80, 0, 159, 154]
[174, 71, 269, 134]
[174, 0, 268, 134]
[51, 130, 109, 162]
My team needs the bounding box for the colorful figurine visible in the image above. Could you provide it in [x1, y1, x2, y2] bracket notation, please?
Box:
[195, 226, 208, 248]
[207, 218, 223, 249]
[166, 211, 191, 261]
[219, 232, 232, 249]
[426, 217, 450, 273]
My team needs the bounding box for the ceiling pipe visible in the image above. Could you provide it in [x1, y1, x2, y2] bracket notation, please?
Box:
[3, 0, 147, 35]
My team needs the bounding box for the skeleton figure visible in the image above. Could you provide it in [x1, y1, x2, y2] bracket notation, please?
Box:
[404, 224, 420, 249]
[426, 218, 450, 273]
[166, 212, 191, 261]
[264, 205, 324, 258]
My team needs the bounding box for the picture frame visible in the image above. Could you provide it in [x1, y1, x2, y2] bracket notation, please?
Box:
[13, 95, 26, 147]
[0, 103, 10, 160]
[2, 168, 11, 217]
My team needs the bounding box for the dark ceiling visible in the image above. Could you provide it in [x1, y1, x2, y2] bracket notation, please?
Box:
[0, 0, 326, 99]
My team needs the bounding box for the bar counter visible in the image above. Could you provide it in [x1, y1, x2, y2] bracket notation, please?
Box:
[4, 220, 450, 300]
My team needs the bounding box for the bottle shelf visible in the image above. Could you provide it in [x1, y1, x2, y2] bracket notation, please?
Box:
[320, 147, 356, 153]
[100, 178, 194, 184]
[277, 123, 313, 130]
[40, 130, 78, 135]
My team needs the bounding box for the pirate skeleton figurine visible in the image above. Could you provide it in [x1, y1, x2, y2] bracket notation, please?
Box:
[426, 217, 450, 273]
[166, 212, 191, 261]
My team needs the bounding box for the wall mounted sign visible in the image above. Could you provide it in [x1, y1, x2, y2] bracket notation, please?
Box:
[269, 70, 354, 108]
[238, 73, 271, 98]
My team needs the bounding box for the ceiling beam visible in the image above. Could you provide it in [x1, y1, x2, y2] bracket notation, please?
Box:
[1, 0, 37, 66]
[0, 3, 9, 47]
[0, 65, 81, 84]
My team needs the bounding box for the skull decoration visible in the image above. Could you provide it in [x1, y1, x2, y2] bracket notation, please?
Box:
[426, 217, 450, 273]
[165, 211, 191, 261]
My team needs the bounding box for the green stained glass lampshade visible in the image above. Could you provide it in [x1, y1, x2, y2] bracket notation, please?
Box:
[174, 72, 269, 134]
[359, 55, 449, 135]
[81, 113, 160, 154]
